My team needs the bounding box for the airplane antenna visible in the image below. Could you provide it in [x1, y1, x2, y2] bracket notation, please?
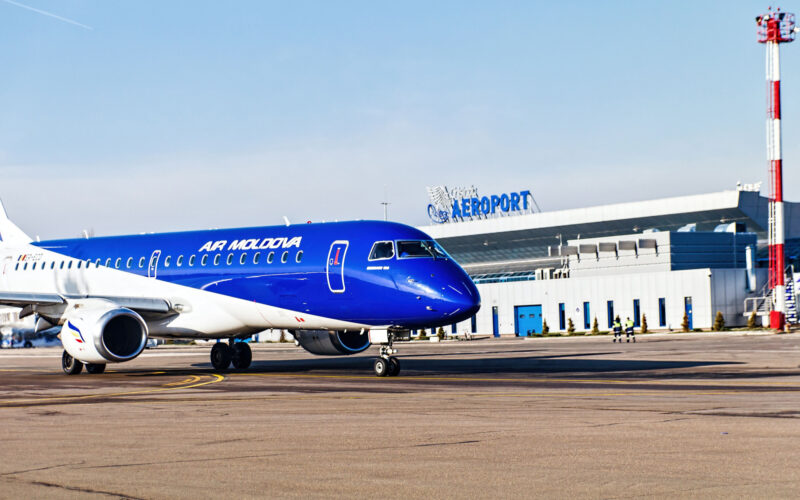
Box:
[282, 216, 291, 226]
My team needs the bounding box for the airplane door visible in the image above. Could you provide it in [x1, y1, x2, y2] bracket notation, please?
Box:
[0, 256, 12, 288]
[148, 250, 161, 278]
[326, 241, 348, 293]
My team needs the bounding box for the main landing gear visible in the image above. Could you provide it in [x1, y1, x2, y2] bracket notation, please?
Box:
[61, 351, 106, 375]
[210, 341, 252, 371]
[374, 341, 400, 377]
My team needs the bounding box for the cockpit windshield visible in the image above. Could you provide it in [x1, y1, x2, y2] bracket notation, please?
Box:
[396, 240, 449, 259]
[369, 241, 395, 260]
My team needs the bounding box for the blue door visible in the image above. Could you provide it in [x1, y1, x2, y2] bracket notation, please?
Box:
[327, 241, 348, 293]
[515, 305, 542, 336]
[684, 297, 693, 330]
[492, 306, 500, 337]
[633, 299, 641, 327]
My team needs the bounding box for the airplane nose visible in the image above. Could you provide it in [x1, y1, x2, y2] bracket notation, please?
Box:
[442, 279, 481, 321]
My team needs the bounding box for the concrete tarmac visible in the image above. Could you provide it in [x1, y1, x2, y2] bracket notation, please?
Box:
[2, 332, 800, 499]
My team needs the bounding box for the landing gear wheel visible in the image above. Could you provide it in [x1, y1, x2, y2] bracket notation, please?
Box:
[86, 363, 106, 374]
[62, 351, 83, 375]
[374, 358, 390, 377]
[231, 343, 252, 370]
[388, 356, 400, 376]
[210, 342, 232, 370]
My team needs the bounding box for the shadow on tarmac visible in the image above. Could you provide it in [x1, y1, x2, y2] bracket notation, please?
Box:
[184, 353, 741, 378]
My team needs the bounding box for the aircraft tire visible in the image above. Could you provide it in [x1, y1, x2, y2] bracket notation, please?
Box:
[62, 350, 83, 375]
[23, 340, 32, 348]
[374, 358, 389, 377]
[86, 363, 106, 374]
[210, 342, 232, 370]
[231, 343, 252, 370]
[388, 357, 400, 376]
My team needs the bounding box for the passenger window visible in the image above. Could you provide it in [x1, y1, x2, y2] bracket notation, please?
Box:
[226, 253, 233, 265]
[267, 252, 274, 264]
[296, 251, 303, 263]
[60, 261, 65, 269]
[214, 254, 221, 266]
[190, 255, 196, 266]
[115, 258, 121, 269]
[201, 255, 208, 266]
[254, 252, 261, 264]
[67, 261, 72, 269]
[164, 256, 171, 267]
[240, 253, 247, 265]
[95, 258, 101, 266]
[31, 262, 37, 270]
[138, 257, 145, 268]
[23, 263, 27, 270]
[77, 261, 82, 269]
[281, 251, 288, 263]
[368, 241, 394, 260]
[105, 258, 111, 267]
[126, 257, 133, 269]
[50, 262, 55, 269]
[14, 263, 18, 271]
[177, 255, 183, 267]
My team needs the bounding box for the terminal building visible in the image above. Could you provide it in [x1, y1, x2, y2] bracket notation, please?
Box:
[420, 187, 800, 336]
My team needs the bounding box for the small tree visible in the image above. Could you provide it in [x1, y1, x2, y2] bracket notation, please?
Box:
[541, 319, 549, 335]
[641, 314, 648, 334]
[567, 318, 575, 334]
[418, 329, 428, 340]
[713, 311, 725, 331]
[747, 311, 757, 329]
[681, 313, 690, 332]
[278, 330, 288, 343]
[591, 317, 600, 334]
[437, 326, 446, 340]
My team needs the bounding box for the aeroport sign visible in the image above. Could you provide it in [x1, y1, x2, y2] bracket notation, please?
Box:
[426, 186, 534, 224]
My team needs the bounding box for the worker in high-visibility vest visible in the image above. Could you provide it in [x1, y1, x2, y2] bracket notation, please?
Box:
[613, 318, 622, 342]
[625, 317, 636, 343]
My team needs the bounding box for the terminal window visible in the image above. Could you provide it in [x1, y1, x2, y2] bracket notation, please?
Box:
[659, 298, 666, 327]
[607, 300, 614, 328]
[558, 303, 565, 330]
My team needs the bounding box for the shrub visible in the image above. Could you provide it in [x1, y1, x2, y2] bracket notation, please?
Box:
[641, 314, 648, 334]
[567, 318, 575, 334]
[713, 311, 725, 331]
[681, 313, 690, 332]
[437, 326, 446, 340]
[591, 317, 600, 335]
[747, 311, 757, 329]
[541, 319, 549, 335]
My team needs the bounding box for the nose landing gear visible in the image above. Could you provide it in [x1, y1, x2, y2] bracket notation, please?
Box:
[374, 341, 400, 377]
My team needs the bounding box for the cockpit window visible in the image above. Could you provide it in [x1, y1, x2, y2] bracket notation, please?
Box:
[369, 241, 395, 261]
[396, 240, 449, 259]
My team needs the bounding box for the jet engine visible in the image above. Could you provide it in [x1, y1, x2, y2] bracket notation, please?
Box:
[292, 329, 371, 355]
[60, 300, 148, 364]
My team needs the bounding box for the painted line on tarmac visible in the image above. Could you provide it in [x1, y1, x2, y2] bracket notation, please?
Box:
[228, 372, 800, 388]
[0, 373, 225, 407]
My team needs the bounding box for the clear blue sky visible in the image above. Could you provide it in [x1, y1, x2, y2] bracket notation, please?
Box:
[0, 1, 796, 238]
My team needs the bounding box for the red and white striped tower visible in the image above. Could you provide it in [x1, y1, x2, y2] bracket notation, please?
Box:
[757, 8, 796, 330]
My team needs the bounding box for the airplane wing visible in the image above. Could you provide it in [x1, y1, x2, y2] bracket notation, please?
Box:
[0, 291, 173, 316]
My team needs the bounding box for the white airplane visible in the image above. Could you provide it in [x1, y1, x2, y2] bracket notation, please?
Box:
[0, 201, 480, 376]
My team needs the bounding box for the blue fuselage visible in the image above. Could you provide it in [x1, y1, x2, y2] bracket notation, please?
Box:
[34, 220, 480, 329]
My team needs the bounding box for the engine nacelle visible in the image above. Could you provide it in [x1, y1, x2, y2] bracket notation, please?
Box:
[61, 300, 148, 364]
[293, 329, 371, 356]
